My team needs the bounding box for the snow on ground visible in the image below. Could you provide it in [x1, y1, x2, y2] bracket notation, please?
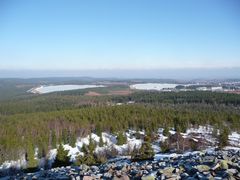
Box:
[154, 153, 179, 161]
[96, 133, 143, 155]
[1, 127, 239, 171]
[152, 144, 161, 153]
[130, 83, 178, 91]
[48, 149, 57, 165]
[52, 132, 143, 161]
[228, 132, 240, 147]
[186, 125, 213, 135]
[0, 155, 26, 171]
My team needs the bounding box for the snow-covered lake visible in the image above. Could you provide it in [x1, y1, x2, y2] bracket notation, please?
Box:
[28, 85, 105, 94]
[130, 83, 178, 91]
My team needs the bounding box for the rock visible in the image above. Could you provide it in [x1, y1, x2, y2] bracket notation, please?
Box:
[159, 167, 174, 178]
[211, 163, 220, 171]
[32, 175, 38, 179]
[222, 171, 235, 180]
[196, 172, 209, 180]
[141, 175, 155, 180]
[90, 165, 99, 172]
[173, 168, 180, 174]
[169, 174, 181, 180]
[115, 170, 122, 177]
[227, 168, 238, 175]
[76, 176, 81, 180]
[103, 172, 112, 178]
[146, 165, 152, 170]
[121, 165, 128, 173]
[183, 165, 197, 176]
[158, 161, 166, 167]
[113, 174, 130, 180]
[195, 165, 210, 172]
[220, 160, 228, 170]
[180, 172, 189, 179]
[83, 176, 94, 180]
[129, 169, 138, 176]
[80, 164, 90, 172]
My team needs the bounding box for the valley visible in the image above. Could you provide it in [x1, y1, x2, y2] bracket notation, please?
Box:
[0, 78, 240, 179]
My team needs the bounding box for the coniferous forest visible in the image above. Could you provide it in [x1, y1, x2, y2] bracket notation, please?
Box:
[0, 79, 240, 168]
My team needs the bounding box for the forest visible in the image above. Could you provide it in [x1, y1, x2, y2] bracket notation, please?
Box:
[0, 80, 240, 168]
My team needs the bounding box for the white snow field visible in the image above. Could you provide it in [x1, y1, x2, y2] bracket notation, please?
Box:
[28, 85, 105, 94]
[130, 83, 179, 91]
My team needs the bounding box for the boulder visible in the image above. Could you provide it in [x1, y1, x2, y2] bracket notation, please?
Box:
[220, 160, 228, 170]
[195, 165, 210, 172]
[83, 176, 94, 180]
[80, 164, 90, 172]
[113, 174, 130, 180]
[159, 167, 175, 178]
[227, 168, 238, 176]
[141, 175, 155, 180]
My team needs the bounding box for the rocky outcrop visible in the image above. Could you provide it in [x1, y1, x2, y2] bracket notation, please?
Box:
[1, 149, 240, 179]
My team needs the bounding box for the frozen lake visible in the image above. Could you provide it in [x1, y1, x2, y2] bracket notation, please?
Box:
[28, 85, 105, 94]
[130, 83, 178, 91]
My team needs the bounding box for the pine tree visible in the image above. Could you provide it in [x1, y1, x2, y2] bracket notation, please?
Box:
[99, 134, 104, 147]
[53, 144, 70, 167]
[26, 143, 38, 170]
[88, 135, 96, 154]
[117, 132, 127, 145]
[218, 127, 229, 148]
[51, 131, 57, 149]
[163, 126, 170, 137]
[132, 135, 154, 161]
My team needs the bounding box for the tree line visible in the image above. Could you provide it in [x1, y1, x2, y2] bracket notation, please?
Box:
[0, 104, 239, 164]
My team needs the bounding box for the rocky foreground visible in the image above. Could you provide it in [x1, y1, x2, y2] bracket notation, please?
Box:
[2, 149, 240, 180]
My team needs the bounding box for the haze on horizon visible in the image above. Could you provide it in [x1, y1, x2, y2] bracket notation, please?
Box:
[0, 0, 240, 78]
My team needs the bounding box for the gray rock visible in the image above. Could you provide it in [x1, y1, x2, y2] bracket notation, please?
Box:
[90, 165, 99, 172]
[227, 168, 238, 175]
[103, 172, 112, 178]
[80, 164, 90, 172]
[146, 165, 152, 170]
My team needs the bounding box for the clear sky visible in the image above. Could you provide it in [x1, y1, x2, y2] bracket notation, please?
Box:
[0, 0, 240, 71]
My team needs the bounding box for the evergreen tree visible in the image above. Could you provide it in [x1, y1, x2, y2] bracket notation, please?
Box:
[163, 126, 170, 137]
[51, 131, 57, 149]
[88, 135, 96, 154]
[132, 135, 154, 161]
[26, 143, 38, 170]
[53, 144, 70, 167]
[218, 127, 229, 148]
[76, 137, 97, 165]
[117, 132, 127, 145]
[99, 134, 104, 147]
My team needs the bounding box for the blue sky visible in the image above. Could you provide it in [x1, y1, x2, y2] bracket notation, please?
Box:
[0, 0, 240, 71]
